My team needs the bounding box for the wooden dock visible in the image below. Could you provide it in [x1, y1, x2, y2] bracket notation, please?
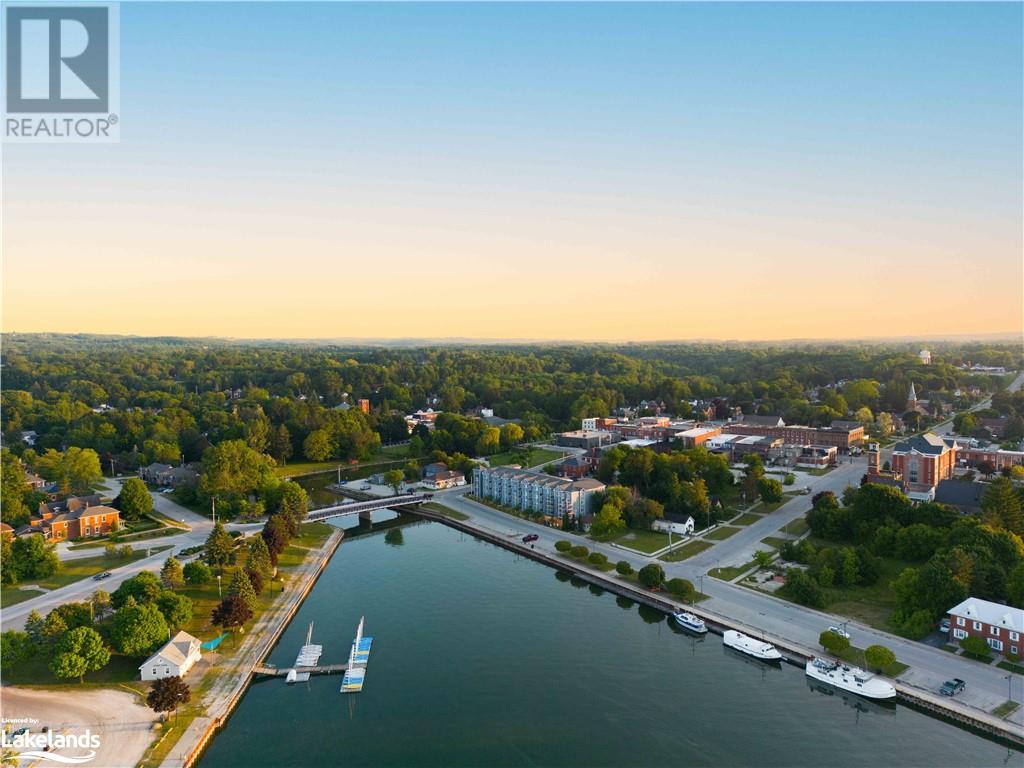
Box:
[253, 663, 348, 677]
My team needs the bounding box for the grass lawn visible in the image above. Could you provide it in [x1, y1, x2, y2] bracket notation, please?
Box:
[834, 645, 909, 677]
[753, 498, 792, 514]
[992, 701, 1020, 719]
[704, 526, 741, 541]
[421, 502, 469, 521]
[659, 540, 714, 563]
[780, 517, 808, 536]
[596, 529, 670, 554]
[0, 587, 45, 606]
[1, 547, 174, 607]
[1, 651, 152, 690]
[487, 448, 564, 468]
[731, 512, 763, 526]
[795, 555, 913, 632]
[377, 443, 410, 459]
[797, 466, 835, 476]
[760, 536, 790, 550]
[710, 560, 757, 581]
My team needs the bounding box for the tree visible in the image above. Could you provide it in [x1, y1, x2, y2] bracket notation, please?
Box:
[204, 522, 235, 572]
[50, 626, 109, 683]
[147, 675, 191, 721]
[554, 540, 572, 553]
[382, 469, 404, 496]
[590, 502, 626, 538]
[277, 481, 308, 533]
[666, 578, 695, 600]
[227, 568, 258, 612]
[499, 423, 524, 449]
[615, 560, 634, 576]
[261, 515, 290, 563]
[112, 571, 163, 608]
[160, 557, 184, 589]
[270, 424, 294, 464]
[199, 440, 275, 498]
[863, 644, 896, 672]
[211, 595, 253, 632]
[1008, 562, 1024, 608]
[753, 550, 774, 569]
[637, 563, 665, 589]
[156, 591, 194, 629]
[117, 478, 153, 521]
[981, 477, 1023, 534]
[110, 601, 169, 656]
[246, 535, 273, 581]
[24, 610, 45, 648]
[960, 635, 991, 659]
[183, 561, 212, 585]
[757, 477, 784, 504]
[0, 449, 30, 527]
[475, 427, 501, 456]
[11, 535, 59, 581]
[1, 630, 35, 668]
[625, 498, 664, 530]
[36, 447, 102, 494]
[819, 629, 850, 654]
[302, 429, 333, 462]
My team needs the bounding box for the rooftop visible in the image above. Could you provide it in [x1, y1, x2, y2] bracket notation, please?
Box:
[947, 597, 1024, 633]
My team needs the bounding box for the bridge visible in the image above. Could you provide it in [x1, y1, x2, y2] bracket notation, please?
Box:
[306, 492, 433, 523]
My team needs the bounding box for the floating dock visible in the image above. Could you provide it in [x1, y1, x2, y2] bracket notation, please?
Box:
[287, 622, 323, 683]
[340, 616, 373, 693]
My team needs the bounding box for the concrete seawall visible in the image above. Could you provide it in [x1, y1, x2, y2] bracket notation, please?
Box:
[412, 506, 1024, 748]
[159, 529, 343, 768]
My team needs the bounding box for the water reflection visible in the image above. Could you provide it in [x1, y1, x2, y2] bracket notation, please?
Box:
[615, 596, 634, 611]
[638, 604, 665, 625]
[806, 680, 897, 718]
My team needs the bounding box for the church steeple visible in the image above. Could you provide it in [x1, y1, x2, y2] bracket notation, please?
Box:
[907, 381, 918, 411]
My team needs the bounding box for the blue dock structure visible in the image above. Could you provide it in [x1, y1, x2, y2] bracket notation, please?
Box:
[286, 622, 323, 683]
[341, 616, 373, 693]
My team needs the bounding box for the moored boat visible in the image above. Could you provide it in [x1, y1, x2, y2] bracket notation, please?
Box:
[672, 611, 708, 634]
[805, 657, 896, 701]
[722, 630, 782, 661]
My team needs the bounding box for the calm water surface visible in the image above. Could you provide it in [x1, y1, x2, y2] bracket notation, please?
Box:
[199, 520, 1015, 767]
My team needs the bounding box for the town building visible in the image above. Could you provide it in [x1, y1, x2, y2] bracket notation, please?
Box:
[796, 445, 838, 468]
[675, 426, 722, 448]
[919, 349, 932, 365]
[18, 495, 120, 540]
[358, 399, 371, 414]
[140, 463, 199, 488]
[889, 433, 958, 500]
[946, 597, 1024, 657]
[934, 479, 986, 513]
[555, 430, 613, 450]
[473, 465, 605, 521]
[727, 419, 864, 450]
[139, 630, 203, 681]
[553, 455, 590, 479]
[423, 470, 466, 490]
[958, 445, 1024, 471]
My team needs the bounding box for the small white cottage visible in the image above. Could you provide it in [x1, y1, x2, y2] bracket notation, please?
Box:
[139, 630, 202, 681]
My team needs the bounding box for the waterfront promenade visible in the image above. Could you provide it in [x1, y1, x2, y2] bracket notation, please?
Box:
[156, 529, 343, 768]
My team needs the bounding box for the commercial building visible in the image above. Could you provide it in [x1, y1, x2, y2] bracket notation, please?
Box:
[423, 470, 466, 490]
[555, 430, 613, 450]
[946, 597, 1024, 657]
[796, 445, 838, 468]
[675, 426, 722, 448]
[473, 465, 605, 520]
[727, 418, 865, 451]
[959, 445, 1024, 471]
[890, 433, 958, 498]
[706, 434, 784, 460]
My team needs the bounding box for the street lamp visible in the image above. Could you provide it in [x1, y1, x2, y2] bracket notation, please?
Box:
[217, 574, 222, 599]
[1006, 674, 1014, 703]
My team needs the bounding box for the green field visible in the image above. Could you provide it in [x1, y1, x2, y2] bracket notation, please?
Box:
[731, 513, 762, 526]
[1, 547, 174, 608]
[598, 529, 671, 554]
[487, 448, 564, 468]
[780, 517, 808, 536]
[659, 540, 714, 562]
[704, 526, 741, 541]
[0, 587, 45, 606]
[759, 536, 790, 550]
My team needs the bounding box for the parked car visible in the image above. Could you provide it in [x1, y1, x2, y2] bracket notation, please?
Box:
[939, 618, 951, 633]
[93, 571, 112, 581]
[940, 678, 966, 696]
[522, 534, 539, 543]
[827, 625, 850, 639]
[798, 487, 812, 495]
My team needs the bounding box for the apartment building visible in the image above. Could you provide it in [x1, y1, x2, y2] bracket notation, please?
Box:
[947, 597, 1024, 657]
[473, 465, 605, 520]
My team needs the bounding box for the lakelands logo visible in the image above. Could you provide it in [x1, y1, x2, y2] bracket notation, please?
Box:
[1, 727, 100, 764]
[3, 2, 120, 142]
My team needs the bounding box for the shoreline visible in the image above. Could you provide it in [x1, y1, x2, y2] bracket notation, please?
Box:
[156, 529, 343, 768]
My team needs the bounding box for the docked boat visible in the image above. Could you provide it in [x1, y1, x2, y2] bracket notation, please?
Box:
[805, 657, 896, 701]
[672, 611, 708, 634]
[722, 630, 782, 661]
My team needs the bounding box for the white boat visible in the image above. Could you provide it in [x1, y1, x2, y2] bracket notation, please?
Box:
[805, 657, 896, 701]
[673, 611, 708, 634]
[722, 630, 782, 661]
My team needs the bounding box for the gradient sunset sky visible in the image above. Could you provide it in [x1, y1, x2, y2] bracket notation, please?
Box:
[4, 2, 1022, 341]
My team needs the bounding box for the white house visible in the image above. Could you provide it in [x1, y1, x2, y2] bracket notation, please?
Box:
[653, 517, 695, 536]
[140, 630, 202, 681]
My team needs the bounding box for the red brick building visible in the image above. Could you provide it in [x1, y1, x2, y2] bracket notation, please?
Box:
[890, 433, 957, 493]
[727, 419, 864, 450]
[947, 597, 1024, 657]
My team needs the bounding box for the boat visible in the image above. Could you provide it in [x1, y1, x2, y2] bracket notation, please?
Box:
[722, 630, 782, 661]
[805, 657, 896, 701]
[672, 611, 708, 634]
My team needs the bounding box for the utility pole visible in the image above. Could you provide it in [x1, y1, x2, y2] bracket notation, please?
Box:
[212, 496, 217, 524]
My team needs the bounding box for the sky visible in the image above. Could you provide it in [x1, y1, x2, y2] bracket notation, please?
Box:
[3, 2, 1022, 342]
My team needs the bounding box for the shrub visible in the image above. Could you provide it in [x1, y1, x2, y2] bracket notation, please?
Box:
[819, 629, 850, 654]
[615, 560, 634, 576]
[666, 578, 695, 599]
[864, 644, 896, 672]
[554, 540, 572, 553]
[783, 473, 796, 486]
[960, 636, 991, 659]
[569, 545, 588, 559]
[183, 561, 212, 585]
[781, 569, 825, 608]
[637, 563, 665, 588]
[587, 552, 608, 566]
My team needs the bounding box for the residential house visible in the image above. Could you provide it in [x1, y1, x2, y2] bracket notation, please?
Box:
[946, 597, 1024, 657]
[28, 495, 119, 540]
[554, 455, 590, 480]
[139, 631, 203, 681]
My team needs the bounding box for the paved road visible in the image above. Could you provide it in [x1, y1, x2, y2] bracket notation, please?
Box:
[433, 472, 1024, 730]
[4, 479, 260, 630]
[926, 368, 1024, 439]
